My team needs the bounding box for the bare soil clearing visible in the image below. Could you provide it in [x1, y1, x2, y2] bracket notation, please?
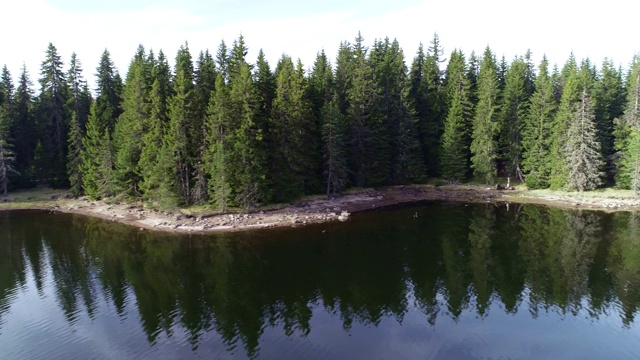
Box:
[1, 185, 638, 234]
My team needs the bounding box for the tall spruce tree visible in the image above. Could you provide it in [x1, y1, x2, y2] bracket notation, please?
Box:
[593, 58, 625, 182]
[347, 33, 386, 187]
[166, 43, 196, 204]
[81, 103, 109, 199]
[138, 50, 173, 205]
[12, 65, 35, 186]
[522, 56, 556, 189]
[564, 88, 604, 191]
[228, 62, 269, 208]
[498, 56, 529, 181]
[321, 96, 348, 195]
[334, 41, 353, 116]
[66, 53, 91, 131]
[0, 105, 17, 196]
[370, 38, 424, 184]
[204, 74, 231, 210]
[38, 43, 69, 186]
[470, 47, 500, 183]
[420, 33, 446, 176]
[191, 50, 218, 204]
[548, 60, 580, 189]
[622, 130, 640, 193]
[113, 45, 151, 198]
[66, 113, 83, 196]
[616, 55, 640, 188]
[440, 49, 471, 181]
[94, 49, 122, 132]
[269, 55, 316, 201]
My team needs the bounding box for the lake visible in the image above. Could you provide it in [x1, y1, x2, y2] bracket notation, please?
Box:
[1, 202, 639, 359]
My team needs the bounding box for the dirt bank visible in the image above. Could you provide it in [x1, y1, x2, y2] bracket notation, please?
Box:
[1, 185, 638, 234]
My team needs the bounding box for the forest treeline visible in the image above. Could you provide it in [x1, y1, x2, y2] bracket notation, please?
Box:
[1, 33, 640, 208]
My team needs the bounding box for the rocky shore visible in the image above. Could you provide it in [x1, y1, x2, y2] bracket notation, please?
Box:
[1, 185, 639, 234]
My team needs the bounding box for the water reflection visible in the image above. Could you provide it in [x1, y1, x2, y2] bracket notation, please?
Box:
[0, 204, 639, 358]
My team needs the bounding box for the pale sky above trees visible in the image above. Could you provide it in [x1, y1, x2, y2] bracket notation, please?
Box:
[2, 0, 637, 88]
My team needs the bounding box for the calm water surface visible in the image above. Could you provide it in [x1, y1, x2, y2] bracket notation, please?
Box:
[1, 203, 639, 359]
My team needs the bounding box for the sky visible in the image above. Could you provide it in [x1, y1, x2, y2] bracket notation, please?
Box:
[1, 0, 638, 91]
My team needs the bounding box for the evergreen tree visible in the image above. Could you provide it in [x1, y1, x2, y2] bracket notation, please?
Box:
[228, 35, 250, 81]
[466, 51, 480, 106]
[0, 117, 17, 196]
[94, 49, 122, 132]
[593, 58, 625, 182]
[38, 43, 69, 186]
[66, 113, 83, 196]
[269, 55, 316, 200]
[138, 50, 172, 205]
[564, 88, 604, 191]
[334, 41, 353, 115]
[166, 43, 195, 204]
[81, 103, 107, 199]
[321, 96, 348, 195]
[420, 33, 446, 176]
[308, 50, 334, 117]
[12, 65, 36, 186]
[548, 60, 580, 189]
[347, 33, 386, 187]
[370, 38, 425, 184]
[0, 66, 17, 192]
[615, 55, 640, 188]
[215, 40, 229, 82]
[204, 74, 231, 210]
[621, 130, 640, 193]
[440, 49, 471, 181]
[470, 47, 500, 183]
[191, 50, 218, 204]
[522, 56, 556, 189]
[228, 63, 269, 208]
[498, 56, 529, 181]
[0, 93, 17, 195]
[253, 49, 276, 149]
[113, 46, 150, 198]
[66, 53, 91, 132]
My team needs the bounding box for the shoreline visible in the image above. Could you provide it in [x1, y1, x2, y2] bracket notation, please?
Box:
[1, 185, 639, 234]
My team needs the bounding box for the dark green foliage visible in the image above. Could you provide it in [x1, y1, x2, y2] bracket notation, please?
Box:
[564, 89, 604, 191]
[38, 43, 69, 186]
[522, 57, 556, 189]
[347, 34, 387, 187]
[614, 56, 640, 188]
[622, 130, 640, 192]
[204, 74, 231, 210]
[66, 113, 83, 196]
[166, 43, 196, 205]
[81, 103, 107, 199]
[227, 63, 270, 208]
[8, 34, 640, 204]
[94, 49, 122, 132]
[498, 57, 529, 180]
[269, 55, 316, 201]
[12, 66, 36, 185]
[470, 47, 500, 184]
[322, 96, 349, 195]
[593, 59, 625, 182]
[440, 50, 471, 181]
[66, 53, 91, 132]
[548, 60, 581, 189]
[113, 46, 151, 198]
[0, 99, 17, 195]
[370, 38, 425, 184]
[139, 51, 173, 205]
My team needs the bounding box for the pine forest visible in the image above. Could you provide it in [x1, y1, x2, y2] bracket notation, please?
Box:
[1, 34, 640, 209]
